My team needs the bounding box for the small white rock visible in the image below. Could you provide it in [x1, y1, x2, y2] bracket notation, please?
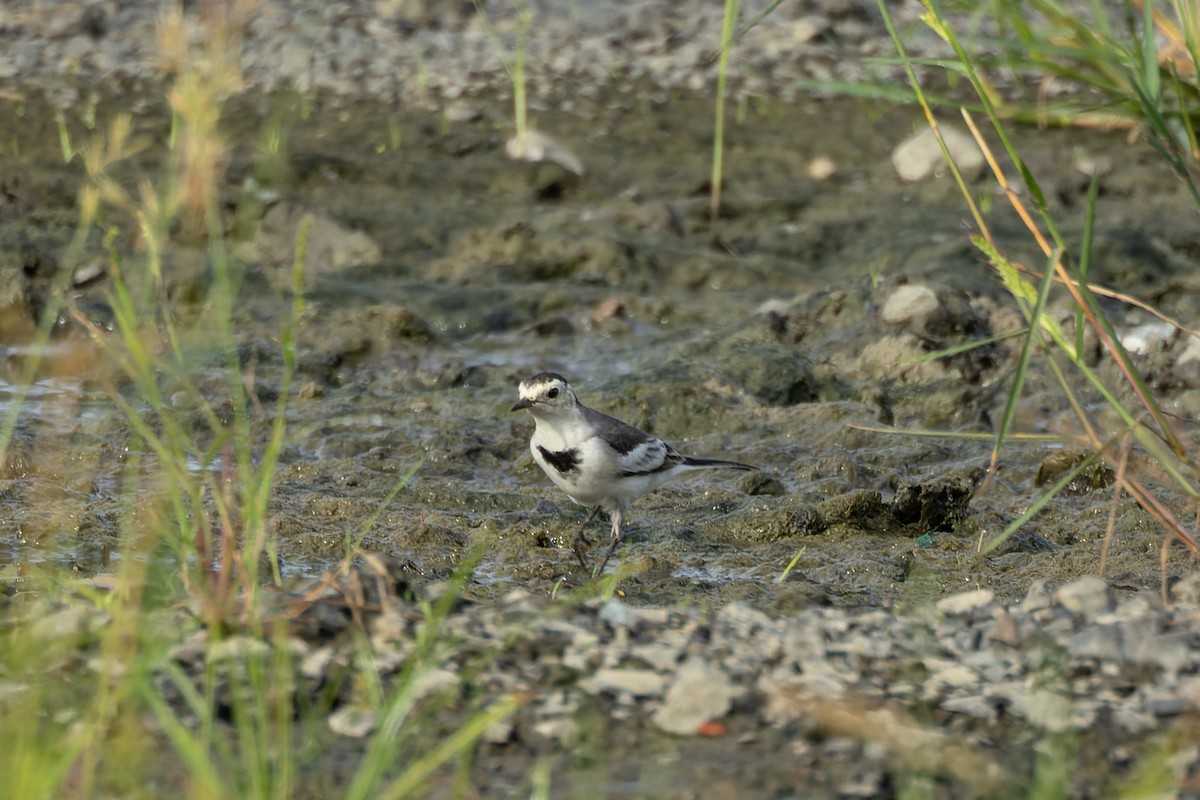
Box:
[1121, 321, 1177, 355]
[208, 636, 271, 662]
[533, 717, 577, 742]
[1020, 580, 1052, 612]
[806, 155, 836, 181]
[579, 668, 667, 698]
[1054, 576, 1114, 616]
[1009, 687, 1080, 733]
[941, 695, 996, 719]
[483, 718, 515, 744]
[328, 706, 377, 738]
[442, 100, 481, 123]
[506, 128, 585, 176]
[892, 125, 984, 182]
[881, 284, 939, 325]
[936, 588, 995, 616]
[1175, 335, 1200, 366]
[300, 645, 336, 680]
[929, 663, 978, 689]
[652, 660, 742, 735]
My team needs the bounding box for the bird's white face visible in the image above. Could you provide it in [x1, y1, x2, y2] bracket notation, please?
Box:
[511, 372, 578, 416]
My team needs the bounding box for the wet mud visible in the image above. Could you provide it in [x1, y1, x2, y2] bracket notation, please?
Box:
[3, 88, 1198, 609]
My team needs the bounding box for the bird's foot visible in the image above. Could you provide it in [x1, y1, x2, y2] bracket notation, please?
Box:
[596, 542, 618, 575]
[572, 506, 602, 572]
[572, 533, 593, 572]
[595, 521, 623, 575]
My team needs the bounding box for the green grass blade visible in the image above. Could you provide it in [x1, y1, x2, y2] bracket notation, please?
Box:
[710, 0, 742, 218]
[378, 694, 524, 800]
[345, 456, 424, 556]
[735, 0, 785, 41]
[1075, 172, 1100, 359]
[1084, 0, 1115, 40]
[983, 447, 1106, 553]
[1140, 0, 1161, 107]
[926, 0, 1052, 216]
[141, 661, 227, 797]
[910, 327, 1029, 363]
[878, 0, 988, 235]
[343, 546, 488, 800]
[776, 546, 806, 583]
[1132, 422, 1200, 501]
[991, 247, 1063, 468]
[1070, 265, 1190, 461]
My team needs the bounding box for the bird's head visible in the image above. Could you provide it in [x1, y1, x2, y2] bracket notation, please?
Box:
[511, 372, 578, 416]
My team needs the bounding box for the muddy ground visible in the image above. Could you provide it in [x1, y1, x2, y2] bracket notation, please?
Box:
[4, 0, 1200, 796]
[4, 88, 1197, 609]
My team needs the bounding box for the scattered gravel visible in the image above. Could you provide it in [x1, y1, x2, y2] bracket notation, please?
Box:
[0, 0, 938, 109]
[29, 570, 1171, 791]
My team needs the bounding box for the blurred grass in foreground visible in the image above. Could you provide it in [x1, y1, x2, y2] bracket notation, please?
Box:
[0, 3, 520, 798]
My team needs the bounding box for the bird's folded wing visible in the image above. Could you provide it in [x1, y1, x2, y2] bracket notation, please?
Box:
[616, 438, 681, 476]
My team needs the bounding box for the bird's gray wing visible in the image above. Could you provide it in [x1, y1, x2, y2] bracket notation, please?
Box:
[582, 406, 683, 477]
[617, 437, 682, 476]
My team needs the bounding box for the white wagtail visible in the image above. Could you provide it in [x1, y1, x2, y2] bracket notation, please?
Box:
[510, 372, 756, 572]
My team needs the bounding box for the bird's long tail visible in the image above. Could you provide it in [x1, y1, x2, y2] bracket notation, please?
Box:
[680, 456, 756, 471]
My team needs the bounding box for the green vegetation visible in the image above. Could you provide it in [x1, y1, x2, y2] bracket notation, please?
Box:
[710, 0, 742, 219]
[871, 0, 1200, 572]
[795, 3, 1200, 795]
[876, 2, 1200, 788]
[0, 5, 519, 798]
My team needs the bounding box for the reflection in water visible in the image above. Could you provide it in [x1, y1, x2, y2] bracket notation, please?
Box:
[671, 564, 761, 583]
[0, 375, 121, 575]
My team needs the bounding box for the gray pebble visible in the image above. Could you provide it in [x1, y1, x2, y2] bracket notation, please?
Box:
[579, 667, 668, 699]
[936, 588, 995, 617]
[652, 660, 741, 735]
[1054, 576, 1114, 616]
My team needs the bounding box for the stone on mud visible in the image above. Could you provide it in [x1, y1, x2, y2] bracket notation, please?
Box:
[1035, 449, 1114, 493]
[891, 125, 984, 182]
[235, 203, 382, 284]
[816, 490, 892, 533]
[936, 588, 995, 617]
[880, 284, 939, 325]
[579, 668, 668, 700]
[718, 346, 817, 406]
[1054, 576, 1115, 616]
[651, 660, 741, 735]
[328, 705, 378, 738]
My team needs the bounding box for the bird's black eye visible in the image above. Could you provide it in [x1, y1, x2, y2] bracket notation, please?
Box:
[547, 387, 559, 399]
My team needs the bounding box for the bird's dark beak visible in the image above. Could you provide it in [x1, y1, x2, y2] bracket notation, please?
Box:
[510, 398, 532, 412]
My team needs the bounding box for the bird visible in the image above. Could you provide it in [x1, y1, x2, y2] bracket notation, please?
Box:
[510, 372, 756, 573]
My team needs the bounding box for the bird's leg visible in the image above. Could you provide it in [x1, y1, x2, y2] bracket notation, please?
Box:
[573, 506, 601, 570]
[596, 508, 625, 575]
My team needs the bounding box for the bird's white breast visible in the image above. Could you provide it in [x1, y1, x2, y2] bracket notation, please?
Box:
[528, 415, 612, 508]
